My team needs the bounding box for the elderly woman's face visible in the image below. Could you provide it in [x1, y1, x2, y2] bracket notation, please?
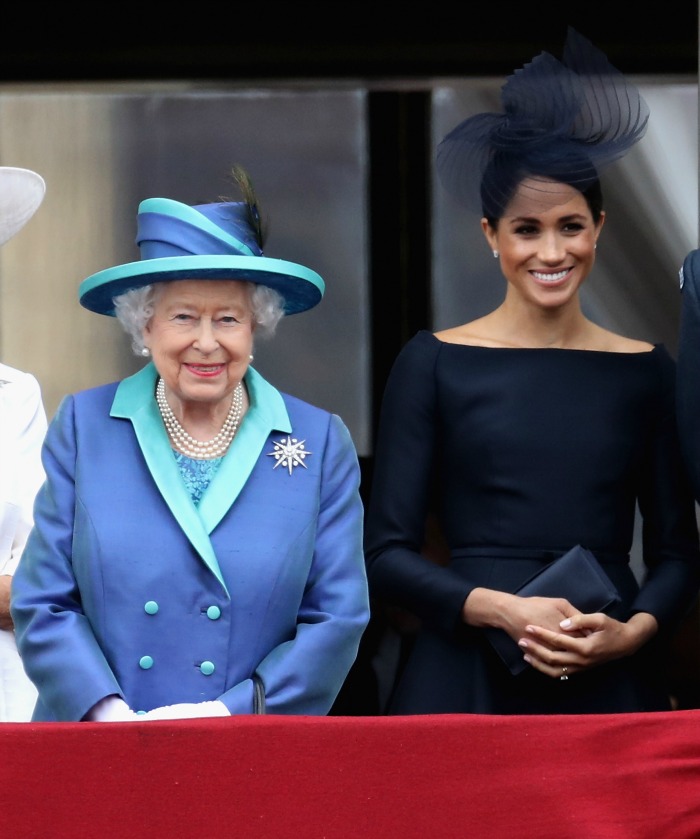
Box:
[143, 279, 254, 407]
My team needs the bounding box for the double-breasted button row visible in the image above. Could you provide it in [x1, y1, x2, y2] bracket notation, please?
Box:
[138, 655, 215, 675]
[138, 601, 220, 674]
[142, 601, 222, 620]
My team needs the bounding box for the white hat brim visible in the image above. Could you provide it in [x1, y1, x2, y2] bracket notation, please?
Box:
[0, 167, 46, 246]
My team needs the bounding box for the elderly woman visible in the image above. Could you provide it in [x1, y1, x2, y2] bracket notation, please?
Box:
[11, 168, 369, 722]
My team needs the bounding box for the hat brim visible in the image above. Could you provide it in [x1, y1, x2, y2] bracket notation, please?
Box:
[0, 167, 46, 246]
[79, 254, 325, 316]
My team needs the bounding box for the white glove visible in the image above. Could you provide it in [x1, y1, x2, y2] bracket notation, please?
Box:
[140, 700, 230, 720]
[85, 695, 140, 722]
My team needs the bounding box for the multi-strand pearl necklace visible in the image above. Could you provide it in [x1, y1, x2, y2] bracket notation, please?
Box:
[155, 377, 243, 459]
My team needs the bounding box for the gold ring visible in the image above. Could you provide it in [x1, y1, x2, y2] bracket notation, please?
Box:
[560, 667, 569, 681]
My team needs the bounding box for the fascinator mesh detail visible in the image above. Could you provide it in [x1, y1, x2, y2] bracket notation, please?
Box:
[436, 27, 650, 216]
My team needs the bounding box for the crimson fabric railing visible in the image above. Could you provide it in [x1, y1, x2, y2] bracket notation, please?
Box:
[2, 711, 699, 838]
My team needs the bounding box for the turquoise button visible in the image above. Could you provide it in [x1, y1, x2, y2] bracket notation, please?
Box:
[206, 606, 221, 620]
[139, 656, 154, 670]
[144, 601, 159, 615]
[200, 661, 215, 676]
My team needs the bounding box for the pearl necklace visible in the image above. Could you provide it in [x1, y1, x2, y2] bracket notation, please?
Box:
[155, 377, 243, 459]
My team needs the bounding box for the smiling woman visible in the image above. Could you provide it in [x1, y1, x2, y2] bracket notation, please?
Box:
[10, 165, 370, 722]
[363, 28, 700, 715]
[477, 178, 604, 330]
[140, 280, 257, 449]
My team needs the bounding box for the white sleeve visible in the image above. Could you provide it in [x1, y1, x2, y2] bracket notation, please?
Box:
[0, 370, 47, 576]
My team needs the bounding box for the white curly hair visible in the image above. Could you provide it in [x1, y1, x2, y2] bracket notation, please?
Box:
[113, 280, 285, 356]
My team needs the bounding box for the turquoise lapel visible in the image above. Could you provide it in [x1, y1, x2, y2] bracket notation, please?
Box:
[198, 366, 291, 530]
[109, 364, 291, 594]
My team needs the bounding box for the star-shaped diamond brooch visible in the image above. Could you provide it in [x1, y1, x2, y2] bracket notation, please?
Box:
[267, 435, 312, 475]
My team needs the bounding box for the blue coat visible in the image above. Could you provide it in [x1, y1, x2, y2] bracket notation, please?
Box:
[11, 363, 369, 721]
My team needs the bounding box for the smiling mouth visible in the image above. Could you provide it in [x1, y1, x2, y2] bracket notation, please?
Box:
[187, 364, 223, 373]
[531, 269, 569, 282]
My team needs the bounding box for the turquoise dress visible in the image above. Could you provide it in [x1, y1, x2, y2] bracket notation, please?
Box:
[173, 453, 222, 507]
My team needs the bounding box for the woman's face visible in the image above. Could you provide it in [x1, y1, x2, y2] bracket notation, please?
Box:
[143, 279, 254, 408]
[482, 178, 605, 309]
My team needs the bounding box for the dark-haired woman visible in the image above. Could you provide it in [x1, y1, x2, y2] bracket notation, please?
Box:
[364, 29, 700, 715]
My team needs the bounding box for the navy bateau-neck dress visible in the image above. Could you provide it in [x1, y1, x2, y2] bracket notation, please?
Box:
[365, 330, 700, 714]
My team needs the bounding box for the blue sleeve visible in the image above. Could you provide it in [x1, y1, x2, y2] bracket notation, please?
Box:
[220, 413, 370, 715]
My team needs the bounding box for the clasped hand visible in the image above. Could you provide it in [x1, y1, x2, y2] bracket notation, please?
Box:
[513, 595, 655, 680]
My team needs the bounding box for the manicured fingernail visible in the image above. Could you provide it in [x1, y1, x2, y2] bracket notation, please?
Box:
[560, 619, 572, 628]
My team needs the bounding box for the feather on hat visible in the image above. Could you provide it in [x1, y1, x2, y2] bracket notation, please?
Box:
[79, 167, 324, 317]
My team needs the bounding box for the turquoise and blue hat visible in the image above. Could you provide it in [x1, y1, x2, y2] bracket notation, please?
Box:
[79, 197, 325, 316]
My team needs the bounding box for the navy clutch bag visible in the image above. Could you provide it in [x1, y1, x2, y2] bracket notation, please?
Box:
[485, 544, 621, 676]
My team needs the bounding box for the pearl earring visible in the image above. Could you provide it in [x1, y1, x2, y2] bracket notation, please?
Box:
[249, 354, 254, 362]
[140, 347, 150, 357]
[493, 250, 499, 259]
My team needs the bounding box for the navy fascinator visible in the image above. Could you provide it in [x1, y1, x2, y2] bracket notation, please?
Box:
[436, 27, 650, 217]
